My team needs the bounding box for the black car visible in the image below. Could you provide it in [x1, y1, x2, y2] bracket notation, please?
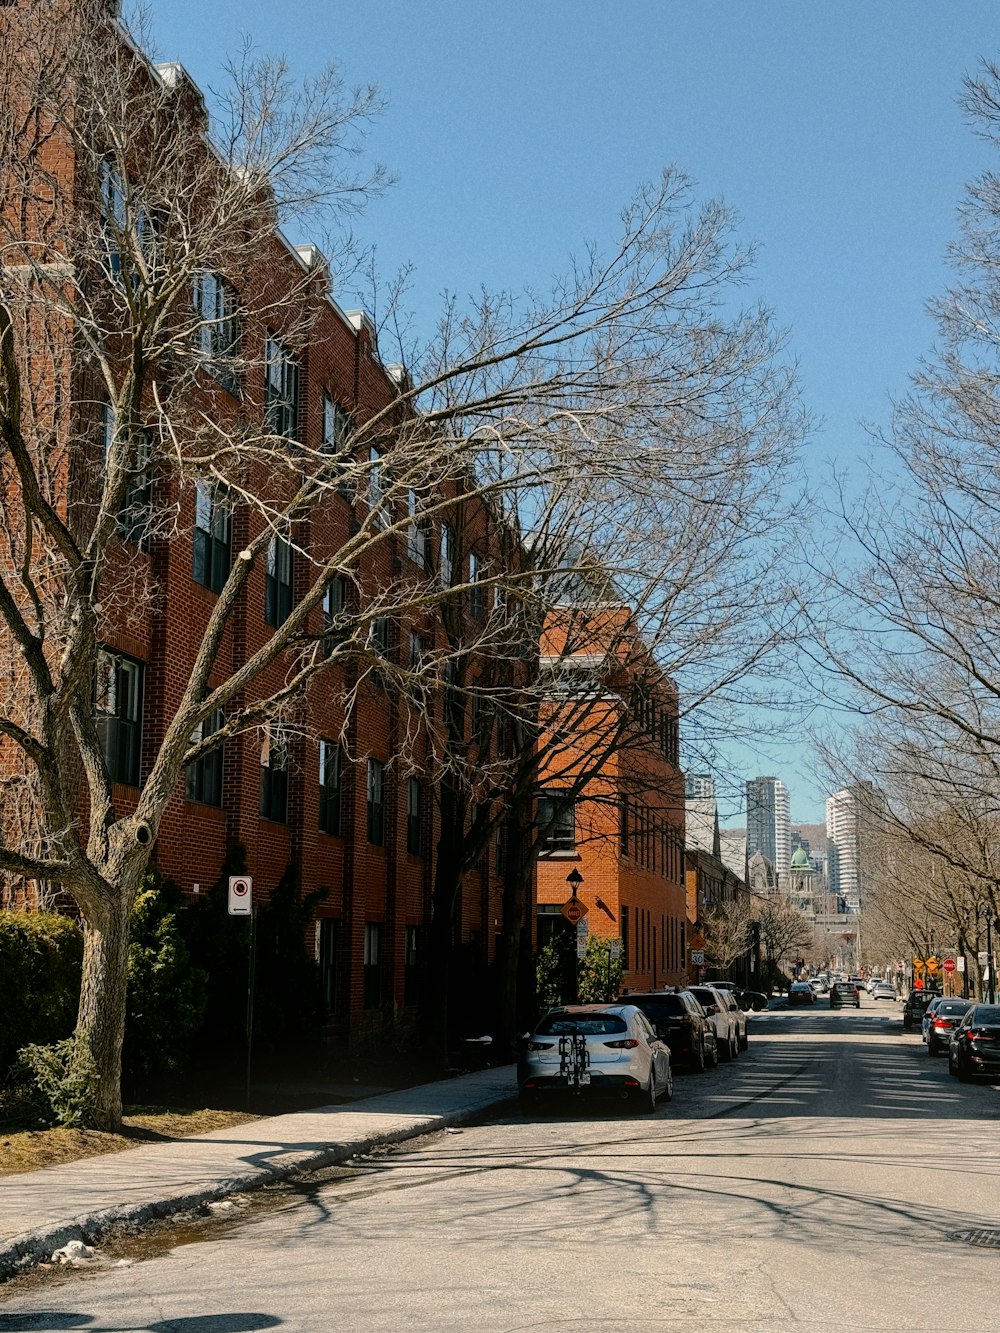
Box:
[713, 982, 770, 1012]
[624, 989, 719, 1072]
[902, 989, 941, 1031]
[926, 998, 972, 1055]
[830, 981, 860, 1009]
[948, 1004, 1000, 1081]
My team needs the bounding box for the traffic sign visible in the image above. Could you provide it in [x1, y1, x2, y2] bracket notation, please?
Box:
[690, 949, 705, 966]
[943, 957, 957, 974]
[561, 897, 588, 924]
[912, 957, 925, 971]
[689, 932, 705, 949]
[925, 956, 940, 974]
[228, 874, 253, 916]
[609, 938, 622, 960]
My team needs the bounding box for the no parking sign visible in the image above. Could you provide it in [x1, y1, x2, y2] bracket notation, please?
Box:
[228, 875, 253, 916]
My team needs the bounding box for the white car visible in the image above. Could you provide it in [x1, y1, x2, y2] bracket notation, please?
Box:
[518, 1004, 673, 1112]
[687, 984, 743, 1059]
[872, 981, 896, 1000]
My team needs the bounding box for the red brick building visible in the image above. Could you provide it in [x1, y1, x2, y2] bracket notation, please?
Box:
[535, 605, 686, 993]
[0, 0, 525, 1047]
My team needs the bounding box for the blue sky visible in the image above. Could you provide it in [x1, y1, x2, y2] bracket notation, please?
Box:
[147, 1, 999, 821]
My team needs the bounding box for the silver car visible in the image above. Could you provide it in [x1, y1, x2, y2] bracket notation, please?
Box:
[518, 1004, 673, 1113]
[687, 984, 742, 1059]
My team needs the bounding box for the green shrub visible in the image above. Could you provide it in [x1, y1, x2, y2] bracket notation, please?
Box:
[16, 1032, 99, 1128]
[0, 912, 82, 1075]
[123, 870, 209, 1081]
[577, 935, 623, 1003]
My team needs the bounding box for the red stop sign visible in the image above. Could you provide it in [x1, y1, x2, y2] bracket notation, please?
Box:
[943, 957, 957, 973]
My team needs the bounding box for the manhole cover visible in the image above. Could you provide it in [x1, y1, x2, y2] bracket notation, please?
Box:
[948, 1228, 1000, 1248]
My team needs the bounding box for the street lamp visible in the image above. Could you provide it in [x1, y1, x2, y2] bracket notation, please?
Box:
[984, 903, 996, 1005]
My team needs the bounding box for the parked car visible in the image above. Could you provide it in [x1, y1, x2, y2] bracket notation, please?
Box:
[920, 995, 945, 1042]
[709, 980, 769, 1012]
[624, 990, 719, 1072]
[948, 1004, 1000, 1082]
[518, 1004, 673, 1112]
[787, 980, 816, 1006]
[687, 984, 741, 1059]
[830, 981, 860, 1009]
[902, 989, 941, 1031]
[809, 976, 829, 995]
[871, 981, 896, 1001]
[927, 999, 973, 1055]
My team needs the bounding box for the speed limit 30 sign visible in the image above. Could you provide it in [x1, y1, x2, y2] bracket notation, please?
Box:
[228, 875, 253, 916]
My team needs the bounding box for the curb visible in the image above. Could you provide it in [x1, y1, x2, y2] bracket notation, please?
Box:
[0, 1087, 517, 1284]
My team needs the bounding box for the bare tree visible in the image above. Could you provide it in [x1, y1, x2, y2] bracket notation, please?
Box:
[756, 895, 813, 990]
[700, 895, 752, 974]
[0, 3, 807, 1123]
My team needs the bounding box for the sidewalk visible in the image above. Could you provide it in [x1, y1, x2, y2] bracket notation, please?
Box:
[0, 1063, 517, 1283]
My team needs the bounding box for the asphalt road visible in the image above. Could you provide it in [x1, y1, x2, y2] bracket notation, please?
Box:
[2, 1000, 999, 1333]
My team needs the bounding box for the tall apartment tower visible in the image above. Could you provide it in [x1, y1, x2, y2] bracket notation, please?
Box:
[746, 776, 791, 885]
[826, 786, 869, 912]
[685, 774, 716, 800]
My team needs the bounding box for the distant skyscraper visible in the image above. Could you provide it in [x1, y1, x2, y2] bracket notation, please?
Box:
[685, 773, 716, 800]
[826, 786, 879, 912]
[746, 776, 791, 884]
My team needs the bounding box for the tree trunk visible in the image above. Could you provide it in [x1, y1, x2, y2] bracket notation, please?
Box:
[76, 891, 131, 1130]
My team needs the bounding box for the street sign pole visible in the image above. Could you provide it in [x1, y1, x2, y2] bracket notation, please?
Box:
[245, 905, 257, 1111]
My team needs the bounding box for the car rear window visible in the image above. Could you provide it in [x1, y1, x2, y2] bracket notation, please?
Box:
[630, 996, 686, 1020]
[689, 988, 716, 1003]
[970, 1006, 1000, 1024]
[537, 1013, 628, 1036]
[938, 1001, 971, 1015]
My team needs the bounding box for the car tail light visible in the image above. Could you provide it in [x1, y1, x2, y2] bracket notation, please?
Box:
[969, 1029, 997, 1042]
[933, 1018, 950, 1029]
[526, 1041, 555, 1051]
[604, 1038, 640, 1049]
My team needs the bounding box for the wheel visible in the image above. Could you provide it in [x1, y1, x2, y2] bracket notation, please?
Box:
[719, 1032, 733, 1061]
[740, 1028, 749, 1052]
[949, 1054, 958, 1078]
[690, 1040, 706, 1073]
[660, 1065, 673, 1103]
[730, 1035, 739, 1060]
[927, 1037, 937, 1057]
[632, 1075, 657, 1114]
[707, 1036, 720, 1067]
[957, 1056, 972, 1083]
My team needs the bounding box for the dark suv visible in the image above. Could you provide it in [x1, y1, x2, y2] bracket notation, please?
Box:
[623, 990, 719, 1072]
[830, 981, 860, 1009]
[902, 989, 941, 1031]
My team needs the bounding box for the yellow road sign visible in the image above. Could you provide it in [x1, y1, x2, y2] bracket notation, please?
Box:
[912, 957, 925, 971]
[690, 932, 706, 950]
[925, 956, 940, 974]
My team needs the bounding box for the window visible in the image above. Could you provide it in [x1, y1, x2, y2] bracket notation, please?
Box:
[265, 535, 294, 627]
[264, 333, 299, 440]
[406, 777, 422, 855]
[318, 918, 340, 1014]
[406, 489, 428, 565]
[259, 723, 289, 822]
[370, 616, 390, 658]
[468, 550, 485, 618]
[619, 796, 629, 856]
[363, 923, 383, 1010]
[193, 272, 239, 393]
[185, 709, 224, 806]
[368, 447, 388, 527]
[439, 523, 454, 587]
[621, 904, 630, 970]
[103, 407, 152, 545]
[322, 576, 347, 657]
[193, 480, 231, 593]
[319, 739, 342, 836]
[95, 649, 143, 786]
[409, 632, 426, 671]
[537, 792, 576, 852]
[367, 758, 385, 846]
[100, 159, 126, 279]
[322, 393, 350, 454]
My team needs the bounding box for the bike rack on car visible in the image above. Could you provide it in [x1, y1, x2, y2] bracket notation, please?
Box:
[558, 1033, 591, 1089]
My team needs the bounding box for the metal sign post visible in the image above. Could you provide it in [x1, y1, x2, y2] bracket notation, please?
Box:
[229, 876, 256, 1110]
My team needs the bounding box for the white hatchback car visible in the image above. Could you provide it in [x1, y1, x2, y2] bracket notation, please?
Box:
[518, 1004, 673, 1113]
